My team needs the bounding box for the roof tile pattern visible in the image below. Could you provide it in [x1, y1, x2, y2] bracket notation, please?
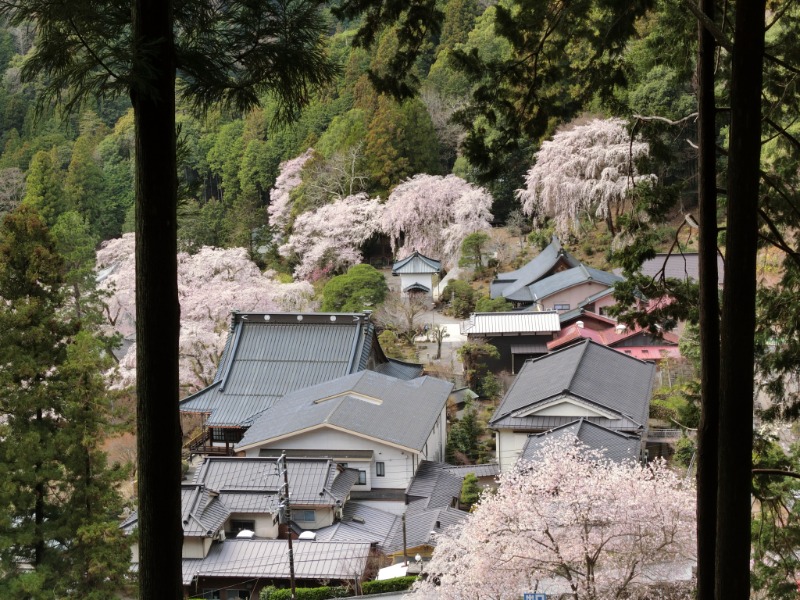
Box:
[179, 313, 422, 427]
[490, 340, 655, 432]
[520, 418, 641, 464]
[237, 371, 452, 453]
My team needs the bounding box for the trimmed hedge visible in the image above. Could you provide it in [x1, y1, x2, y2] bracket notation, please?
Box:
[258, 576, 418, 600]
[260, 585, 349, 600]
[361, 575, 418, 594]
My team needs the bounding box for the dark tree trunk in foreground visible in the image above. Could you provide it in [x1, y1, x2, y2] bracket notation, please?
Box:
[695, 0, 718, 598]
[716, 6, 766, 599]
[131, 1, 183, 597]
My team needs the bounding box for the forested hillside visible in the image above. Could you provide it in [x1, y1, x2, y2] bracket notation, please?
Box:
[0, 1, 697, 281]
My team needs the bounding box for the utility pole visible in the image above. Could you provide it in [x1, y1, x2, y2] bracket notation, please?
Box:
[402, 513, 408, 566]
[277, 452, 297, 600]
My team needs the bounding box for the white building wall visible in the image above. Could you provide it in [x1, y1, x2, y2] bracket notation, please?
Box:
[399, 273, 434, 296]
[497, 430, 527, 473]
[243, 428, 417, 490]
[226, 513, 279, 539]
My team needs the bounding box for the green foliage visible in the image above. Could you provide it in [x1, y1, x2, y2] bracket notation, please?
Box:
[451, 0, 649, 180]
[362, 575, 418, 594]
[475, 295, 511, 312]
[460, 472, 482, 506]
[441, 278, 476, 319]
[457, 341, 499, 388]
[0, 205, 129, 598]
[260, 585, 350, 600]
[21, 148, 65, 226]
[447, 400, 485, 462]
[751, 440, 800, 599]
[672, 435, 695, 469]
[321, 264, 388, 312]
[458, 231, 490, 270]
[378, 328, 417, 362]
[477, 371, 501, 400]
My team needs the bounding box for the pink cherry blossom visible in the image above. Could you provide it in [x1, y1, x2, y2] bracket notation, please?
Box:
[380, 174, 493, 268]
[279, 193, 383, 281]
[267, 148, 315, 235]
[517, 118, 656, 237]
[416, 436, 696, 600]
[97, 233, 316, 393]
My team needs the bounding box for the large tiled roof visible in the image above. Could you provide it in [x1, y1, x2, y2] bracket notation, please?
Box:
[461, 311, 561, 335]
[512, 265, 623, 304]
[181, 539, 372, 584]
[179, 312, 422, 427]
[237, 371, 452, 453]
[405, 461, 464, 510]
[192, 456, 357, 507]
[490, 237, 581, 300]
[390, 502, 467, 551]
[392, 251, 442, 275]
[520, 419, 642, 464]
[636, 252, 725, 285]
[490, 339, 654, 432]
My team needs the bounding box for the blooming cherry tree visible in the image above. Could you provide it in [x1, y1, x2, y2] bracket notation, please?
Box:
[517, 118, 656, 236]
[267, 148, 315, 235]
[416, 437, 696, 600]
[381, 174, 493, 267]
[279, 193, 383, 281]
[97, 233, 316, 392]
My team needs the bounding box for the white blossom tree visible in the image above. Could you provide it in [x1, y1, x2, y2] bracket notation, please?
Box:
[517, 118, 656, 237]
[381, 173, 493, 267]
[97, 233, 316, 392]
[279, 192, 384, 281]
[267, 148, 315, 235]
[416, 436, 696, 600]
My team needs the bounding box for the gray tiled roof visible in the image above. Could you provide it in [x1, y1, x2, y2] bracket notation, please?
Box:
[192, 456, 357, 507]
[520, 419, 642, 464]
[392, 252, 442, 275]
[314, 502, 400, 548]
[513, 265, 623, 304]
[121, 485, 231, 538]
[181, 485, 230, 537]
[490, 340, 654, 433]
[460, 311, 561, 335]
[182, 539, 372, 582]
[237, 371, 452, 453]
[179, 312, 423, 427]
[406, 461, 463, 510]
[637, 252, 724, 285]
[491, 236, 581, 300]
[388, 502, 467, 551]
[444, 463, 500, 478]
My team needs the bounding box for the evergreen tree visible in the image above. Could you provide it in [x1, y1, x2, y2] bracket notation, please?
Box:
[22, 148, 65, 226]
[0, 205, 129, 598]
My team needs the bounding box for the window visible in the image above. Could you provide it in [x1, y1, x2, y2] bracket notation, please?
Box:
[338, 462, 348, 468]
[295, 510, 315, 522]
[229, 519, 255, 535]
[358, 470, 367, 485]
[553, 303, 570, 311]
[201, 590, 220, 599]
[376, 462, 385, 477]
[211, 428, 244, 443]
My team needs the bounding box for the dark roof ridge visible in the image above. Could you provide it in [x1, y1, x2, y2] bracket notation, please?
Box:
[565, 339, 592, 392]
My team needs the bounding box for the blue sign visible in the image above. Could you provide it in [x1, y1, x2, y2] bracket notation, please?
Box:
[523, 594, 546, 600]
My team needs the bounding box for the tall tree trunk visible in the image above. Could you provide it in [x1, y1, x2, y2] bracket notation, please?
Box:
[716, 5, 766, 598]
[131, 2, 183, 598]
[695, 0, 718, 597]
